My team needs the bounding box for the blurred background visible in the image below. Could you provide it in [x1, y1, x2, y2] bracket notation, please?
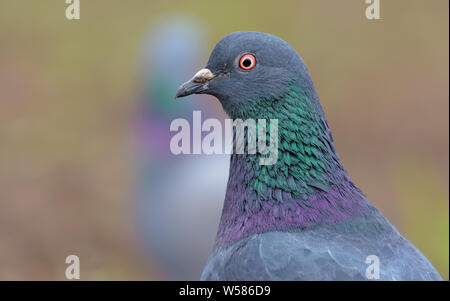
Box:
[0, 0, 448, 280]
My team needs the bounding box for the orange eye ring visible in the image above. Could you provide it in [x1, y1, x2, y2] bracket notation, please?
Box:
[239, 54, 256, 70]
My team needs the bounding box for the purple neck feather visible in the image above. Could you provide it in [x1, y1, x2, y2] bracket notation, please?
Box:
[213, 153, 369, 250]
[213, 95, 370, 249]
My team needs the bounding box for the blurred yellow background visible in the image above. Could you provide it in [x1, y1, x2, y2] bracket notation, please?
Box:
[0, 0, 448, 280]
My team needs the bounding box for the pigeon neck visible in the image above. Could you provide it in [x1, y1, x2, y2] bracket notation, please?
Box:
[213, 85, 368, 250]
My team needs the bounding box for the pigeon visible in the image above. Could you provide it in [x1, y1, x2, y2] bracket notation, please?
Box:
[175, 31, 442, 281]
[134, 18, 228, 280]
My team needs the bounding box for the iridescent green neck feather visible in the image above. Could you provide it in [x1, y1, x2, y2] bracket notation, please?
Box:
[214, 84, 369, 249]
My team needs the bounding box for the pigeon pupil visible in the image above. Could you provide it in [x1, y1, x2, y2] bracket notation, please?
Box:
[239, 54, 255, 70]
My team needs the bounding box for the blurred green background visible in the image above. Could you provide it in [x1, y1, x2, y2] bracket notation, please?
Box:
[0, 0, 448, 280]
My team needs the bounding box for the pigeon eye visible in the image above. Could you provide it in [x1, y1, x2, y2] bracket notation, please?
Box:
[239, 54, 256, 70]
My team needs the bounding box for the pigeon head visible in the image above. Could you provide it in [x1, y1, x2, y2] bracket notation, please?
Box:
[176, 31, 368, 248]
[176, 31, 317, 119]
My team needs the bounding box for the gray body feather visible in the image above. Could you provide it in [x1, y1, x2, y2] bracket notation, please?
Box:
[201, 206, 442, 281]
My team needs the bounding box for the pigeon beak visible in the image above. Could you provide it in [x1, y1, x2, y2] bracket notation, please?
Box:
[175, 68, 215, 98]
